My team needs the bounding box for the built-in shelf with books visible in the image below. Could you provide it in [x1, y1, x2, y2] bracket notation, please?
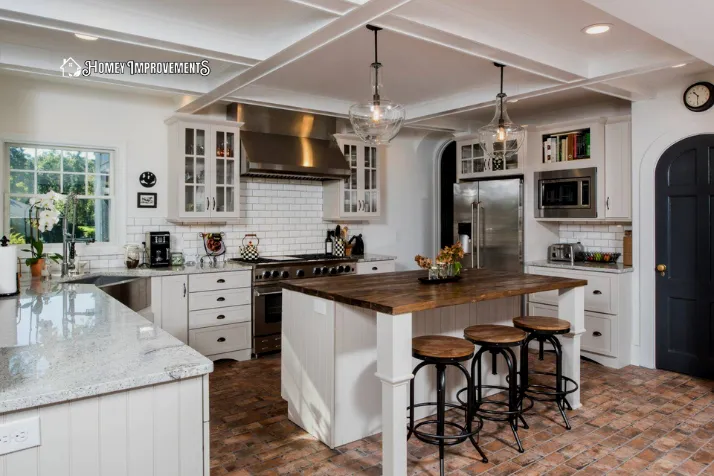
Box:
[542, 128, 591, 164]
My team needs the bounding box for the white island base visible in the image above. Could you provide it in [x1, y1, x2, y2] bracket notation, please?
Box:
[282, 287, 584, 476]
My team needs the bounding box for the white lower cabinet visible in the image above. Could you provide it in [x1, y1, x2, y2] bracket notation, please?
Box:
[356, 260, 395, 275]
[152, 270, 252, 362]
[527, 265, 632, 369]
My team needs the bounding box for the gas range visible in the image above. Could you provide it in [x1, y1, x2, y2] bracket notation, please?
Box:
[229, 253, 358, 284]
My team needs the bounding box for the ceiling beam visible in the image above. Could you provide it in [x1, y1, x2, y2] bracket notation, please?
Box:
[0, 8, 260, 66]
[176, 0, 416, 114]
[285, 0, 360, 16]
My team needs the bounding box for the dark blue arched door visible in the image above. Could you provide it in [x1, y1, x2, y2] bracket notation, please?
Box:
[655, 134, 714, 378]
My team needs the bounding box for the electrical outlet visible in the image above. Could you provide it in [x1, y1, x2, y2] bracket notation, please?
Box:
[0, 417, 40, 456]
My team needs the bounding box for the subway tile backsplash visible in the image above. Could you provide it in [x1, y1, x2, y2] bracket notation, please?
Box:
[558, 222, 630, 259]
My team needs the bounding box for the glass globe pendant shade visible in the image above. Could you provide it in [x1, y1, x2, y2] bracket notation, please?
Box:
[349, 26, 406, 145]
[478, 94, 525, 172]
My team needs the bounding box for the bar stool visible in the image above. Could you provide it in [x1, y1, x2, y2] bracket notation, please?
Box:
[408, 335, 488, 475]
[513, 316, 578, 430]
[457, 325, 533, 453]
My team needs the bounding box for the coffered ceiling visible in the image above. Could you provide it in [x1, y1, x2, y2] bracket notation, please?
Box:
[0, 0, 709, 132]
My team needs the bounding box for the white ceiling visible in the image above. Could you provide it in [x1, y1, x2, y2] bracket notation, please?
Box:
[0, 0, 708, 131]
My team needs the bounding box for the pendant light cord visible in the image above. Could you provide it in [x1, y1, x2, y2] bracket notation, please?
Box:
[373, 27, 380, 102]
[498, 64, 505, 125]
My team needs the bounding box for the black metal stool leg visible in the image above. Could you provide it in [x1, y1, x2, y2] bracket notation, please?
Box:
[518, 336, 532, 430]
[454, 362, 488, 463]
[502, 347, 525, 453]
[549, 335, 571, 430]
[408, 361, 429, 440]
[436, 363, 446, 476]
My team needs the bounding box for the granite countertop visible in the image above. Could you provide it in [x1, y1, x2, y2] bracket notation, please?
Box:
[281, 268, 586, 315]
[527, 260, 634, 274]
[0, 280, 213, 414]
[353, 254, 397, 262]
[57, 261, 252, 282]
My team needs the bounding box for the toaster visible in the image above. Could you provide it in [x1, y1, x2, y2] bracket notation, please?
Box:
[548, 243, 585, 265]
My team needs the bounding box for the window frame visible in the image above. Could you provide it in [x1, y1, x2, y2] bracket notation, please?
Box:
[2, 140, 122, 252]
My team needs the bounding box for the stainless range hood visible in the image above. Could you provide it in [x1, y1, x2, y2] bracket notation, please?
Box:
[227, 103, 350, 180]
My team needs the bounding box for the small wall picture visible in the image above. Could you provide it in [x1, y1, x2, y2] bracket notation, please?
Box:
[137, 192, 157, 208]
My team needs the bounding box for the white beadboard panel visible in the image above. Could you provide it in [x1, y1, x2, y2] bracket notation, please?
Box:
[99, 392, 128, 476]
[0, 378, 207, 476]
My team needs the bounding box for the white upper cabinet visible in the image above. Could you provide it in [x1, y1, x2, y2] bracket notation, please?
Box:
[456, 132, 527, 181]
[166, 115, 241, 223]
[323, 134, 381, 220]
[604, 120, 632, 220]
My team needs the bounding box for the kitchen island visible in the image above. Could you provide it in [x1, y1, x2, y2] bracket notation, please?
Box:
[0, 279, 213, 475]
[281, 269, 586, 476]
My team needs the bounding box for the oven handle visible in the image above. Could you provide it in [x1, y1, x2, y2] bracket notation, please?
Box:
[254, 289, 282, 297]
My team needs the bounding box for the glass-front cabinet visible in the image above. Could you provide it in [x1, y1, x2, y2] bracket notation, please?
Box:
[456, 134, 525, 181]
[324, 135, 381, 220]
[167, 116, 240, 223]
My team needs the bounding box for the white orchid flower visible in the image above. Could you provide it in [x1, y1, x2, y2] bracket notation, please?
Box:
[38, 210, 59, 231]
[29, 197, 38, 206]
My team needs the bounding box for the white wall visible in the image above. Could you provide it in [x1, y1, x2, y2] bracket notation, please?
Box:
[0, 73, 441, 271]
[631, 72, 714, 368]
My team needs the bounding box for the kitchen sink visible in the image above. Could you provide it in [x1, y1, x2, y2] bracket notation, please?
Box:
[64, 275, 137, 287]
[65, 275, 152, 313]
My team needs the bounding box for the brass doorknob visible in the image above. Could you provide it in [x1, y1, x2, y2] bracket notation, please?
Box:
[656, 264, 667, 276]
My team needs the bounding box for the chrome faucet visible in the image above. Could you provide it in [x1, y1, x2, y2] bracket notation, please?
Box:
[61, 194, 95, 277]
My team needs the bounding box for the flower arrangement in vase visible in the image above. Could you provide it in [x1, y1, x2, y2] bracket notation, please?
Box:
[22, 191, 65, 277]
[415, 241, 465, 280]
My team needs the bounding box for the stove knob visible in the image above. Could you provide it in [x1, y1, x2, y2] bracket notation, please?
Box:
[296, 269, 305, 277]
[329, 267, 337, 275]
[313, 267, 321, 275]
[344, 265, 352, 273]
[281, 271, 290, 279]
[337, 265, 345, 273]
[271, 270, 280, 278]
[262, 271, 271, 279]
[321, 266, 329, 275]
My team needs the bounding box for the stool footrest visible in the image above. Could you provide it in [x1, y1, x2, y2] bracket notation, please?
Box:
[456, 386, 534, 422]
[522, 371, 579, 402]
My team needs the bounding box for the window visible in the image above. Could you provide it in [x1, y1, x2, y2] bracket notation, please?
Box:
[7, 144, 112, 244]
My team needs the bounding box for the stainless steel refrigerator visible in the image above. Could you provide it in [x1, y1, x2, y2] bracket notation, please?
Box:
[453, 178, 524, 272]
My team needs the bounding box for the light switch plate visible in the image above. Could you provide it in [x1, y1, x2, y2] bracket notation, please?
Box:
[0, 417, 41, 455]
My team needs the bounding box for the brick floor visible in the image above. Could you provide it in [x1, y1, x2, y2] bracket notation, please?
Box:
[209, 352, 714, 475]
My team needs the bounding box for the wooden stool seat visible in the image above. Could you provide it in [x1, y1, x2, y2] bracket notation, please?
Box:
[513, 316, 570, 333]
[412, 335, 475, 360]
[463, 325, 527, 346]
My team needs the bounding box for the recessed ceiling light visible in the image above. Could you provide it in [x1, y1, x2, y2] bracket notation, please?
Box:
[75, 33, 98, 41]
[582, 24, 612, 35]
[672, 63, 688, 68]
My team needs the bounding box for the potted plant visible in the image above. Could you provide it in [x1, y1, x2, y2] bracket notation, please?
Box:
[437, 241, 465, 277]
[22, 191, 64, 277]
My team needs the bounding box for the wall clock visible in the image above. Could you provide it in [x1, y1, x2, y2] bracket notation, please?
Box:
[683, 82, 714, 112]
[139, 171, 157, 188]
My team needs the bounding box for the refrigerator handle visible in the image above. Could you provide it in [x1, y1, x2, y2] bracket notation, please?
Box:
[470, 201, 476, 269]
[475, 201, 482, 269]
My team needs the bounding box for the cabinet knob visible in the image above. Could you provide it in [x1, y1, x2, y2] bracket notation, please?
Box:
[372, 266, 378, 271]
[217, 337, 226, 343]
[217, 279, 226, 283]
[217, 297, 226, 302]
[217, 314, 225, 320]
[593, 290, 602, 295]
[592, 331, 602, 337]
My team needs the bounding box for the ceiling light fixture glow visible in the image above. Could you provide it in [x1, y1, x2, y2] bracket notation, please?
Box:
[75, 33, 98, 41]
[672, 63, 688, 68]
[582, 24, 612, 35]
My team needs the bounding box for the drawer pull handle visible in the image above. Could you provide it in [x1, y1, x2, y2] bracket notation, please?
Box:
[217, 297, 226, 302]
[372, 267, 378, 271]
[217, 314, 226, 320]
[593, 290, 602, 295]
[217, 279, 226, 283]
[217, 337, 226, 342]
[593, 331, 602, 337]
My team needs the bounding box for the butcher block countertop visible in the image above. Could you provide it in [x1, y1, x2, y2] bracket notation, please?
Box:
[280, 269, 587, 315]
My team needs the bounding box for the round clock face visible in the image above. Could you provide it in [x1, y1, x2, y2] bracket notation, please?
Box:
[139, 171, 157, 188]
[684, 82, 714, 112]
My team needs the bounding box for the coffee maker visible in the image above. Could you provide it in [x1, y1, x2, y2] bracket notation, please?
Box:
[145, 232, 171, 268]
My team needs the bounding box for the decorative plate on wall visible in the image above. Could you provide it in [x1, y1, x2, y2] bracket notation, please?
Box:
[139, 171, 157, 188]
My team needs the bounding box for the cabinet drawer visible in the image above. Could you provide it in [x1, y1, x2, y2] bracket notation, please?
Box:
[189, 305, 251, 330]
[189, 322, 250, 356]
[582, 313, 614, 357]
[527, 266, 617, 314]
[189, 271, 250, 292]
[356, 260, 395, 275]
[189, 288, 251, 311]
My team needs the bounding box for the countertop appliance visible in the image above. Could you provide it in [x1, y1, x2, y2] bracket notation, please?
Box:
[453, 177, 523, 272]
[229, 253, 358, 356]
[548, 243, 585, 265]
[145, 232, 171, 268]
[349, 234, 365, 255]
[535, 167, 597, 219]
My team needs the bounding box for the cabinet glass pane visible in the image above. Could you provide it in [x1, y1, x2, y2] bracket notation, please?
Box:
[216, 131, 225, 157]
[185, 129, 194, 154]
[226, 187, 235, 212]
[196, 130, 205, 156]
[473, 143, 484, 157]
[216, 187, 225, 212]
[462, 160, 472, 175]
[196, 158, 205, 184]
[351, 191, 357, 213]
[196, 186, 206, 212]
[371, 147, 377, 168]
[474, 158, 485, 173]
[461, 145, 472, 160]
[226, 132, 235, 158]
[506, 153, 519, 170]
[364, 146, 370, 168]
[226, 160, 235, 185]
[216, 159, 225, 185]
[364, 168, 370, 190]
[363, 192, 371, 212]
[372, 191, 378, 213]
[185, 186, 194, 212]
[343, 190, 350, 213]
[185, 157, 194, 183]
[371, 169, 377, 190]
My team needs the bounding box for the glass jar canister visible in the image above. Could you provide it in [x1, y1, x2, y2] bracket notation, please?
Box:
[171, 252, 185, 267]
[124, 244, 143, 269]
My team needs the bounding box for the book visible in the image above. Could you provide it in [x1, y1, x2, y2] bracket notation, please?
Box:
[585, 132, 591, 157]
[543, 139, 552, 163]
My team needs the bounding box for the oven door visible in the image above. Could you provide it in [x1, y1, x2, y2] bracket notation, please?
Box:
[253, 285, 282, 337]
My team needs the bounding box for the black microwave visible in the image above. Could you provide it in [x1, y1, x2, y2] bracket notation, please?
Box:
[534, 167, 597, 219]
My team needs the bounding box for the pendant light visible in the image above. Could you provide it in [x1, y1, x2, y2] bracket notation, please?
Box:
[348, 25, 405, 145]
[478, 63, 525, 171]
